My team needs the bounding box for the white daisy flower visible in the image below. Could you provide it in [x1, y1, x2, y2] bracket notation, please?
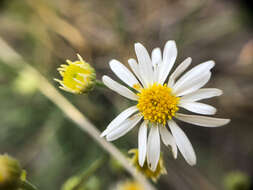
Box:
[101, 40, 230, 171]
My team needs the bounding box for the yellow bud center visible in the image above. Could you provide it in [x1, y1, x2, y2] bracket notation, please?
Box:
[137, 83, 179, 125]
[62, 63, 91, 91]
[55, 55, 96, 94]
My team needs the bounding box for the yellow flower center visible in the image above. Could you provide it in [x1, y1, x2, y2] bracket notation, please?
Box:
[119, 181, 144, 190]
[137, 83, 179, 125]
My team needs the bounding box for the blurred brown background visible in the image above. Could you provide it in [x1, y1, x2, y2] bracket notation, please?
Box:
[0, 0, 252, 189]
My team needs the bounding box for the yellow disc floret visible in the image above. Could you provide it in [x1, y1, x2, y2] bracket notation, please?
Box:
[128, 149, 167, 182]
[137, 83, 179, 125]
[55, 54, 96, 94]
[117, 180, 144, 190]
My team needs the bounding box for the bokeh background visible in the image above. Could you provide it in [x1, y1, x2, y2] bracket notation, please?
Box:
[0, 0, 253, 189]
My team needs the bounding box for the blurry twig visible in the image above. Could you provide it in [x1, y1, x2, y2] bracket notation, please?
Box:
[0, 38, 156, 190]
[25, 0, 87, 50]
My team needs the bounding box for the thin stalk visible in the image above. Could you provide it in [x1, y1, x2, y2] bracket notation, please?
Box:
[20, 180, 37, 190]
[73, 156, 106, 190]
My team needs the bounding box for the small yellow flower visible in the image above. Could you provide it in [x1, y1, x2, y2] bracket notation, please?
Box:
[128, 149, 166, 182]
[116, 180, 144, 190]
[55, 54, 96, 94]
[0, 154, 23, 190]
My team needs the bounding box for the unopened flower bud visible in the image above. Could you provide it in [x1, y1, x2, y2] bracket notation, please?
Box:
[55, 54, 96, 94]
[0, 154, 23, 190]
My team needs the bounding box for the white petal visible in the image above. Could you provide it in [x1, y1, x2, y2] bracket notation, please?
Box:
[158, 40, 177, 84]
[128, 58, 146, 88]
[173, 71, 211, 96]
[159, 126, 177, 159]
[138, 121, 148, 167]
[106, 114, 142, 141]
[173, 60, 215, 92]
[180, 88, 223, 103]
[147, 125, 160, 171]
[135, 43, 154, 85]
[168, 120, 196, 166]
[109, 59, 141, 89]
[102, 76, 138, 101]
[176, 113, 230, 127]
[179, 102, 217, 115]
[151, 48, 162, 67]
[100, 106, 138, 137]
[168, 57, 192, 87]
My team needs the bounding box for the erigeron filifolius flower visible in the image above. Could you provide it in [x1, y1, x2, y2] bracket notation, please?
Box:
[128, 149, 166, 182]
[101, 40, 230, 171]
[55, 54, 96, 94]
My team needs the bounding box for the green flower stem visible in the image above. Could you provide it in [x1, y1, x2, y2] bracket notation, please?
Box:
[20, 180, 37, 190]
[73, 156, 107, 190]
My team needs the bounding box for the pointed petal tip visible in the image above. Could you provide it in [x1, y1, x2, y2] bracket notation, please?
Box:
[153, 47, 161, 52]
[188, 161, 197, 166]
[100, 131, 107, 137]
[186, 154, 196, 166]
[109, 59, 116, 64]
[138, 158, 144, 167]
[101, 75, 107, 81]
[150, 167, 156, 172]
[172, 147, 178, 159]
[134, 42, 142, 48]
[218, 89, 223, 95]
[165, 40, 177, 49]
[165, 40, 176, 45]
[186, 57, 192, 62]
[105, 135, 114, 142]
[216, 118, 231, 126]
[208, 60, 215, 68]
[224, 118, 231, 125]
[148, 162, 156, 172]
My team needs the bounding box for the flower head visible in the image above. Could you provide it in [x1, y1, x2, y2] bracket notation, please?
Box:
[115, 180, 144, 190]
[128, 149, 166, 182]
[101, 40, 230, 171]
[55, 54, 96, 94]
[0, 154, 23, 190]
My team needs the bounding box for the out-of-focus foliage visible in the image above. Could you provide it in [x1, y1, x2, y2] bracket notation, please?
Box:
[223, 171, 251, 190]
[0, 0, 252, 189]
